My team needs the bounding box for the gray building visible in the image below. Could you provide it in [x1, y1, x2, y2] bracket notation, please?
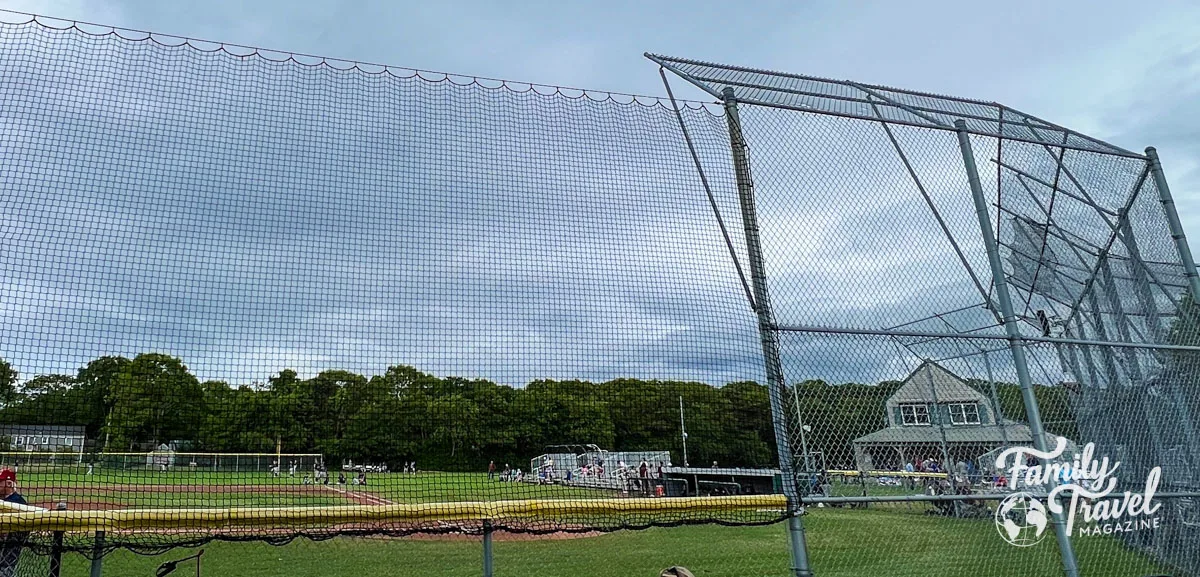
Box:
[0, 425, 87, 453]
[851, 361, 1040, 471]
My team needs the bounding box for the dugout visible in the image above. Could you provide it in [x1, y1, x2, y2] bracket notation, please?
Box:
[662, 466, 783, 497]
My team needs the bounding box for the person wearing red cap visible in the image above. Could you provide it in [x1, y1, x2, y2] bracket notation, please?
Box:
[0, 470, 21, 502]
[0, 469, 27, 577]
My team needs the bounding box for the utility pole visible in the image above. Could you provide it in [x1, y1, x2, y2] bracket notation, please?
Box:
[679, 396, 689, 467]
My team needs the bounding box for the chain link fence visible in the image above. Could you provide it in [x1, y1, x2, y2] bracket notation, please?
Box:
[0, 8, 1197, 577]
[653, 53, 1200, 576]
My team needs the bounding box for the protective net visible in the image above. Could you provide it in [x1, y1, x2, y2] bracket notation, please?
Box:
[4, 10, 1200, 577]
[652, 54, 1200, 576]
[0, 16, 789, 560]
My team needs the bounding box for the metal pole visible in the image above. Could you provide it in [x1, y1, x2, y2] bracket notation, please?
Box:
[482, 520, 494, 577]
[91, 530, 105, 577]
[922, 363, 958, 516]
[1133, 156, 1200, 464]
[679, 396, 689, 467]
[47, 501, 67, 577]
[791, 384, 812, 474]
[49, 531, 64, 577]
[723, 86, 812, 577]
[955, 120, 1080, 577]
[980, 350, 1010, 450]
[1146, 147, 1200, 303]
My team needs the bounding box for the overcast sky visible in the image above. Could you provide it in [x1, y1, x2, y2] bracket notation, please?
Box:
[2, 0, 1199, 388]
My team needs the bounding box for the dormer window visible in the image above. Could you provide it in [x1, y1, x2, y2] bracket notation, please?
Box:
[949, 402, 980, 425]
[900, 404, 930, 426]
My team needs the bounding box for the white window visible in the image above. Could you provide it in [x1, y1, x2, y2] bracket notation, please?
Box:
[949, 403, 981, 425]
[900, 404, 931, 426]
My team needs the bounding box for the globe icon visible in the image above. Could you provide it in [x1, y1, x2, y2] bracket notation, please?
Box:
[994, 492, 1049, 547]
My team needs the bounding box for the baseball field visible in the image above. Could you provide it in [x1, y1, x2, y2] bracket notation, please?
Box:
[5, 469, 1170, 577]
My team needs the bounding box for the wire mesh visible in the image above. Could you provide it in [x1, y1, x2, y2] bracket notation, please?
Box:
[4, 9, 1200, 577]
[659, 53, 1200, 576]
[0, 15, 789, 559]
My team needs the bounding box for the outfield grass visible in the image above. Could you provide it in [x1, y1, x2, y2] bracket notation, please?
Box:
[46, 507, 1167, 577]
[16, 470, 616, 508]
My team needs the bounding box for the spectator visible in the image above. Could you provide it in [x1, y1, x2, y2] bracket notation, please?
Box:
[488, 461, 496, 481]
[639, 460, 649, 479]
[338, 472, 346, 485]
[0, 469, 28, 577]
[656, 462, 664, 479]
[502, 464, 511, 482]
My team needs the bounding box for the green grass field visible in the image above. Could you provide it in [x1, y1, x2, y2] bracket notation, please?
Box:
[16, 469, 617, 508]
[5, 468, 1171, 577]
[47, 508, 1167, 577]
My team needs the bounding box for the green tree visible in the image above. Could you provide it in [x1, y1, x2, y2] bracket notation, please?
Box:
[107, 353, 203, 449]
[78, 356, 132, 448]
[21, 374, 75, 398]
[0, 358, 18, 408]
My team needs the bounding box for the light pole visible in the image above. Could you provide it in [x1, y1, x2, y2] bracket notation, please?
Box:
[679, 396, 689, 467]
[791, 383, 812, 473]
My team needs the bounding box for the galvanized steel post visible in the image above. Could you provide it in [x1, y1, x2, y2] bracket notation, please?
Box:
[482, 520, 494, 577]
[723, 86, 813, 577]
[955, 119, 1080, 577]
[90, 530, 105, 577]
[1146, 147, 1200, 303]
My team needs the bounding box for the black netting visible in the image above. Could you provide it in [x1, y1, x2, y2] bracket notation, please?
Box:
[3, 12, 1200, 577]
[0, 17, 793, 558]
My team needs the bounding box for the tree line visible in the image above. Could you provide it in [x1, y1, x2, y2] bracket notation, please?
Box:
[0, 354, 1077, 471]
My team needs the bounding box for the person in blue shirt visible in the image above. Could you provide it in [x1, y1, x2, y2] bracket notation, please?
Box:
[0, 469, 28, 577]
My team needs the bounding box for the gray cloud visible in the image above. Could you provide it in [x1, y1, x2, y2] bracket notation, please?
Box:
[2, 1, 1199, 390]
